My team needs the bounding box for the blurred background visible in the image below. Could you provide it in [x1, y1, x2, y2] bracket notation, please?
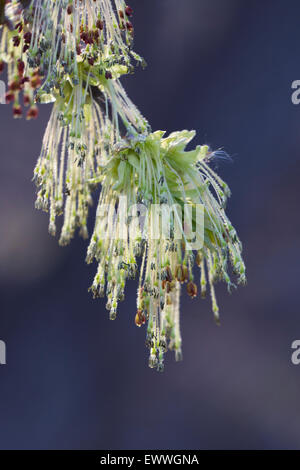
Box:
[0, 0, 299, 450]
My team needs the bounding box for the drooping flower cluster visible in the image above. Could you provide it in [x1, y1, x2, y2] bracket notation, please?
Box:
[0, 1, 246, 371]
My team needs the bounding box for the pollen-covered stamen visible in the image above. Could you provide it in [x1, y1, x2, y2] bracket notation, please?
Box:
[125, 6, 133, 17]
[5, 92, 14, 103]
[33, 84, 111, 243]
[187, 281, 197, 298]
[135, 310, 146, 327]
[12, 35, 20, 47]
[13, 104, 22, 117]
[26, 104, 38, 119]
[21, 0, 144, 102]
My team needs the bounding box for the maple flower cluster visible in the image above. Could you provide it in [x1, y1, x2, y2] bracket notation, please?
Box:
[0, 0, 246, 371]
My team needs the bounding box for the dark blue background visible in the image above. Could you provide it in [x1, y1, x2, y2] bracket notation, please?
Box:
[0, 0, 299, 449]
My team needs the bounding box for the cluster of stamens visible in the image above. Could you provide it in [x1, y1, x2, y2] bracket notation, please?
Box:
[0, 1, 246, 371]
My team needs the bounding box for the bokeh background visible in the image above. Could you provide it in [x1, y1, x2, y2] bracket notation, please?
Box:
[0, 0, 299, 450]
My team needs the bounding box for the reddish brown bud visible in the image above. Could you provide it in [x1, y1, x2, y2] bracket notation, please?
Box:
[126, 21, 133, 31]
[67, 4, 73, 14]
[119, 10, 124, 19]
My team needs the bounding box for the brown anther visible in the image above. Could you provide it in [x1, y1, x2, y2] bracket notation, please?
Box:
[166, 281, 172, 294]
[125, 6, 133, 17]
[196, 252, 202, 267]
[135, 310, 146, 327]
[67, 4, 73, 14]
[165, 266, 173, 283]
[80, 31, 86, 41]
[5, 92, 14, 104]
[175, 264, 186, 283]
[12, 36, 21, 47]
[105, 70, 112, 79]
[23, 94, 30, 106]
[30, 75, 41, 90]
[17, 60, 25, 76]
[187, 282, 198, 298]
[26, 105, 38, 120]
[23, 31, 31, 44]
[93, 29, 99, 40]
[20, 76, 29, 85]
[16, 22, 23, 33]
[13, 105, 22, 118]
[96, 19, 103, 30]
[182, 265, 189, 282]
[9, 80, 20, 92]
